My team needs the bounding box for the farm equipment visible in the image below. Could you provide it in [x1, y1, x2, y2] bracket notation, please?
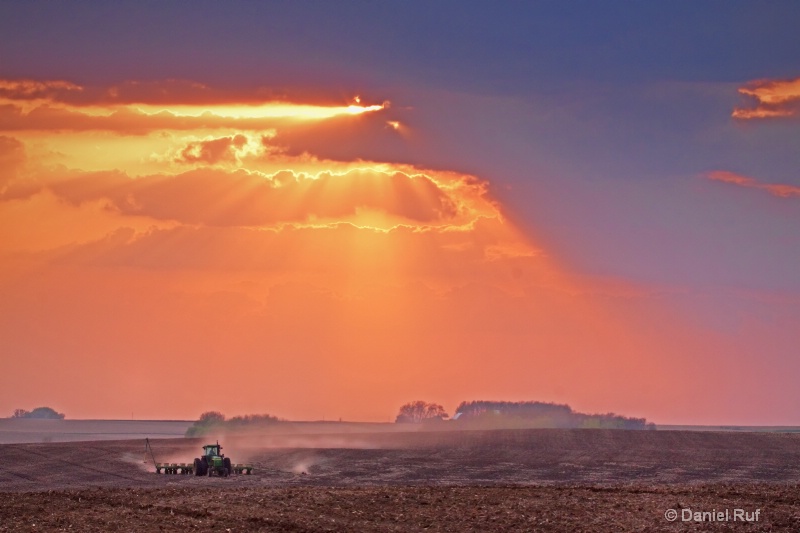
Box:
[155, 462, 194, 475]
[193, 442, 231, 477]
[146, 438, 253, 476]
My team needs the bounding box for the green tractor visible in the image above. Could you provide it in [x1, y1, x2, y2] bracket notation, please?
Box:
[193, 442, 232, 477]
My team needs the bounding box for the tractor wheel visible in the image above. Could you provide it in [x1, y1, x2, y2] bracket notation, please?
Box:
[223, 458, 232, 475]
[223, 467, 230, 478]
[193, 458, 203, 476]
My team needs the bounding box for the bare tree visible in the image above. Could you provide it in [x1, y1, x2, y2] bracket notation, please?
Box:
[395, 401, 449, 423]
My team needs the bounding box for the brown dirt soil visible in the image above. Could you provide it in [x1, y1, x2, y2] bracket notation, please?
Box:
[2, 428, 800, 531]
[3, 484, 800, 532]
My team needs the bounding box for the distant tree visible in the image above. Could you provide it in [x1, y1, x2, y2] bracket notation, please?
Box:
[198, 411, 226, 424]
[11, 407, 65, 419]
[186, 411, 283, 437]
[453, 400, 573, 423]
[395, 401, 449, 423]
[186, 411, 226, 437]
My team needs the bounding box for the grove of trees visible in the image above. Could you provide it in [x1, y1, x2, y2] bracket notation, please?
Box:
[185, 411, 282, 437]
[11, 407, 65, 419]
[452, 400, 654, 430]
[395, 401, 449, 423]
[392, 400, 654, 430]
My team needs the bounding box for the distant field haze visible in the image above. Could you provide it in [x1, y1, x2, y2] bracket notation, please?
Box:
[2, 418, 799, 446]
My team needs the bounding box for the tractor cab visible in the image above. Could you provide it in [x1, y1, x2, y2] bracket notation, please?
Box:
[202, 443, 222, 458]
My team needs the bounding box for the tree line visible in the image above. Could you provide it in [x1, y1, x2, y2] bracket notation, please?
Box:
[395, 400, 654, 430]
[185, 411, 283, 437]
[9, 407, 65, 419]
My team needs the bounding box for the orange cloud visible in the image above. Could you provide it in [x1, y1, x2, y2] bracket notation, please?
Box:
[0, 102, 390, 134]
[0, 79, 83, 101]
[0, 78, 408, 179]
[732, 77, 800, 119]
[0, 77, 389, 135]
[1, 165, 502, 229]
[0, 78, 357, 107]
[0, 135, 26, 187]
[706, 170, 800, 199]
[176, 134, 249, 164]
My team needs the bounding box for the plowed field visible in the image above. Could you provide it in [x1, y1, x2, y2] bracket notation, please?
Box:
[2, 428, 799, 531]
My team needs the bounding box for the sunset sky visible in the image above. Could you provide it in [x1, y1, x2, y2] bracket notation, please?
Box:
[1, 2, 799, 424]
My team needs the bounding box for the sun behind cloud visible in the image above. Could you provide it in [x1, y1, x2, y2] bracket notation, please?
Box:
[0, 77, 726, 422]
